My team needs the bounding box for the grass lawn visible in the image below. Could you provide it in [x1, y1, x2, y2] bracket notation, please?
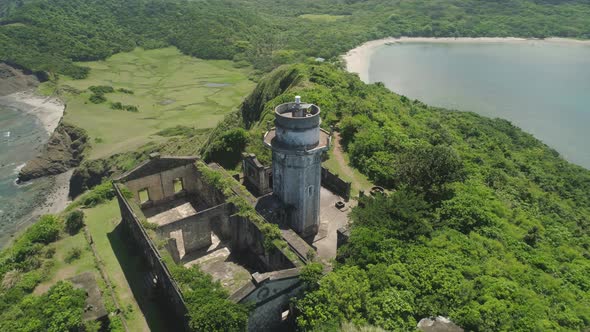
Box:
[322, 142, 373, 196]
[33, 199, 159, 331]
[45, 47, 255, 159]
[84, 199, 164, 331]
[33, 231, 95, 295]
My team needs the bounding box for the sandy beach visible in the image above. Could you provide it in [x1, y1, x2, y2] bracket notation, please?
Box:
[0, 90, 64, 135]
[343, 37, 590, 83]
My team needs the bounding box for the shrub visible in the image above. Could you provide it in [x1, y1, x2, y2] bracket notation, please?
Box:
[45, 247, 56, 259]
[65, 247, 82, 263]
[88, 85, 114, 95]
[65, 210, 85, 235]
[301, 262, 324, 290]
[26, 215, 61, 244]
[203, 128, 249, 168]
[78, 181, 115, 208]
[117, 88, 134, 94]
[110, 102, 123, 110]
[89, 94, 106, 104]
[18, 271, 43, 292]
[123, 105, 138, 112]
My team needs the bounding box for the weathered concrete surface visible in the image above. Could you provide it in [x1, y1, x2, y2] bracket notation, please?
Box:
[184, 241, 252, 294]
[242, 153, 272, 197]
[147, 201, 197, 226]
[313, 187, 350, 260]
[115, 157, 309, 332]
[67, 272, 108, 323]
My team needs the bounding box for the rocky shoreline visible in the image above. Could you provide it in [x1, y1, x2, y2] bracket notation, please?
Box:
[0, 63, 77, 248]
[17, 122, 89, 183]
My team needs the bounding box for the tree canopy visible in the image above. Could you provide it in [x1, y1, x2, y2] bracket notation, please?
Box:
[221, 63, 590, 331]
[2, 0, 590, 77]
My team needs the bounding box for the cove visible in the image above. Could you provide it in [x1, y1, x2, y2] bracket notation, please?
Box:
[367, 41, 590, 169]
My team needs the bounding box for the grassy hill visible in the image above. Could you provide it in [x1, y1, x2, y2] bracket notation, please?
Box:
[42, 47, 254, 160]
[203, 63, 590, 331]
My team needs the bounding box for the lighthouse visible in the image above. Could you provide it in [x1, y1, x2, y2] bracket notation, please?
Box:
[263, 96, 330, 237]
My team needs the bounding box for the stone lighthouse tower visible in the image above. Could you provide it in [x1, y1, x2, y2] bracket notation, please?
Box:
[263, 96, 330, 237]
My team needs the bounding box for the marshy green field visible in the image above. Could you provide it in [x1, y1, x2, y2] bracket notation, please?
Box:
[298, 14, 349, 22]
[45, 47, 255, 159]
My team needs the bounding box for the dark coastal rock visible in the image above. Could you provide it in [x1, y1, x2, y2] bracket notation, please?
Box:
[0, 63, 39, 96]
[17, 122, 88, 183]
[69, 149, 153, 199]
[69, 158, 116, 199]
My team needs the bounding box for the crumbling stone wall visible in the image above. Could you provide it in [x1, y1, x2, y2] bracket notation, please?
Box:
[321, 166, 352, 201]
[124, 164, 199, 205]
[228, 213, 296, 272]
[113, 184, 190, 331]
[158, 203, 232, 254]
[242, 153, 272, 197]
[122, 159, 225, 208]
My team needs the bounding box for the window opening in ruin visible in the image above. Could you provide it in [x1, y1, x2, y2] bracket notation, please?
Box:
[268, 172, 273, 188]
[173, 177, 184, 193]
[139, 188, 150, 204]
[307, 185, 313, 197]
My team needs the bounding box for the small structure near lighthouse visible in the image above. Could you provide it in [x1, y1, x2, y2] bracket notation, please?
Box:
[263, 96, 331, 237]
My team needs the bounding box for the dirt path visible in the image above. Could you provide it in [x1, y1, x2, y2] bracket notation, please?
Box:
[332, 132, 364, 184]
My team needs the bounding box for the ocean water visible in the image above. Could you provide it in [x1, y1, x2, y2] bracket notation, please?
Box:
[0, 104, 50, 248]
[368, 41, 590, 169]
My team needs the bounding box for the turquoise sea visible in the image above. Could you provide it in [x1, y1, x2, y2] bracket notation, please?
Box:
[368, 41, 590, 169]
[0, 104, 50, 248]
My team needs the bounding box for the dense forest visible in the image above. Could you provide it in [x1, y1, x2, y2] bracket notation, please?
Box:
[200, 63, 590, 331]
[2, 0, 590, 330]
[1, 0, 590, 77]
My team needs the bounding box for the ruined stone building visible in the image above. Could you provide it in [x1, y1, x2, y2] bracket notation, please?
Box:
[113, 97, 353, 331]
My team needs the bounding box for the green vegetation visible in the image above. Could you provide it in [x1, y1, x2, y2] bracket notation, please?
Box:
[83, 199, 156, 331]
[166, 261, 250, 331]
[3, 0, 590, 330]
[202, 127, 250, 169]
[299, 14, 349, 22]
[64, 247, 82, 263]
[204, 63, 590, 331]
[2, 0, 590, 79]
[0, 281, 87, 332]
[0, 181, 156, 331]
[322, 135, 373, 194]
[110, 102, 138, 112]
[49, 47, 254, 160]
[66, 181, 116, 211]
[0, 214, 88, 331]
[65, 210, 85, 235]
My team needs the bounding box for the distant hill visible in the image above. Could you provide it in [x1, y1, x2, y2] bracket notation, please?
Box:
[2, 0, 590, 77]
